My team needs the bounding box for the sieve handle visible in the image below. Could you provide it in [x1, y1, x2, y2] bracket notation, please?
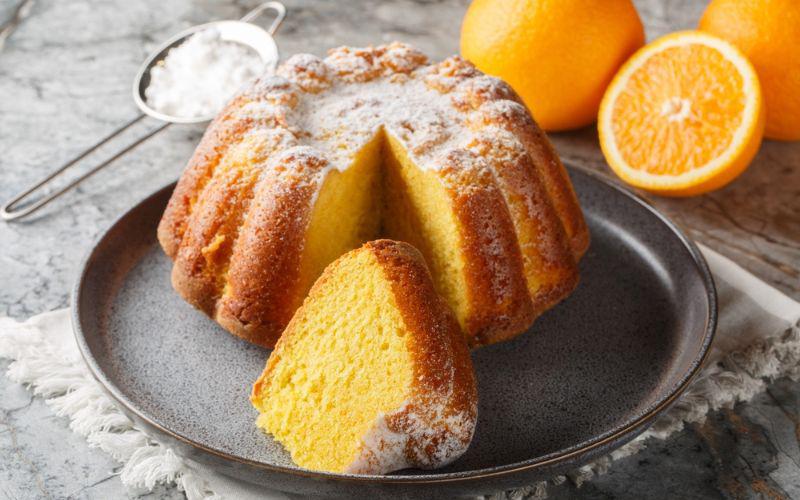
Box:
[1, 115, 169, 221]
[241, 2, 286, 35]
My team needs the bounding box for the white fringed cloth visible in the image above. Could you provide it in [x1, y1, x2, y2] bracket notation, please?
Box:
[1, 244, 799, 500]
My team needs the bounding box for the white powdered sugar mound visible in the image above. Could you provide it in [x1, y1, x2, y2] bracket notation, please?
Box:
[145, 28, 265, 119]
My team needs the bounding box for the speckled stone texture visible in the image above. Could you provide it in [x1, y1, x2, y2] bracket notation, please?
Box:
[0, 0, 798, 499]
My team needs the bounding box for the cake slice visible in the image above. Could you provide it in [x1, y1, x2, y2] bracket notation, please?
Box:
[250, 240, 478, 474]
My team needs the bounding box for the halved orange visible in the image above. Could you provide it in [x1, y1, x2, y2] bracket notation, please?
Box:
[599, 31, 765, 196]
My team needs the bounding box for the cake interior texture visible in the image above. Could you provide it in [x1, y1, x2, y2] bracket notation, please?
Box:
[303, 129, 471, 331]
[253, 247, 413, 472]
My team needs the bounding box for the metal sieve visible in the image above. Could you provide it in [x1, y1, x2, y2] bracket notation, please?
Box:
[1, 1, 285, 221]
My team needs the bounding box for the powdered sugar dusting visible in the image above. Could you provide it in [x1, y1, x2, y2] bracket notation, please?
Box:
[452, 75, 520, 111]
[289, 77, 462, 170]
[346, 390, 476, 474]
[277, 54, 332, 94]
[345, 408, 411, 474]
[229, 42, 528, 178]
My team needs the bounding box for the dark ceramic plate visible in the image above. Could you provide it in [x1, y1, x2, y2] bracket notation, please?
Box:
[72, 166, 716, 498]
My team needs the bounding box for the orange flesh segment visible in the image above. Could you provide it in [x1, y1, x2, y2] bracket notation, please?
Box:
[611, 43, 746, 175]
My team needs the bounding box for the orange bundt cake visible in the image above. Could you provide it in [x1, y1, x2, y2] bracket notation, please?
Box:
[251, 240, 477, 474]
[157, 42, 589, 348]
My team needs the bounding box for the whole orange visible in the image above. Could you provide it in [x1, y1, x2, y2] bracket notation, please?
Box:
[460, 0, 644, 131]
[700, 0, 800, 141]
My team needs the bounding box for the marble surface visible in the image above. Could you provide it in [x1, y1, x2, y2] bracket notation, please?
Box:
[0, 0, 798, 498]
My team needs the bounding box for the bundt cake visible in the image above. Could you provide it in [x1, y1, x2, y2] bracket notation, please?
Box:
[157, 42, 589, 348]
[251, 240, 477, 474]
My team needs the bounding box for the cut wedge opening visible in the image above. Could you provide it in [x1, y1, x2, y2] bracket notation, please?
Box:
[298, 128, 472, 332]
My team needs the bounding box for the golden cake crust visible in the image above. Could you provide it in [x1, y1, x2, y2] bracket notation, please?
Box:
[214, 147, 328, 347]
[158, 42, 589, 348]
[468, 97, 590, 257]
[435, 149, 535, 345]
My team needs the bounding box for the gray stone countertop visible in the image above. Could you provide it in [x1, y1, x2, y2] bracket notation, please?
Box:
[0, 0, 798, 498]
